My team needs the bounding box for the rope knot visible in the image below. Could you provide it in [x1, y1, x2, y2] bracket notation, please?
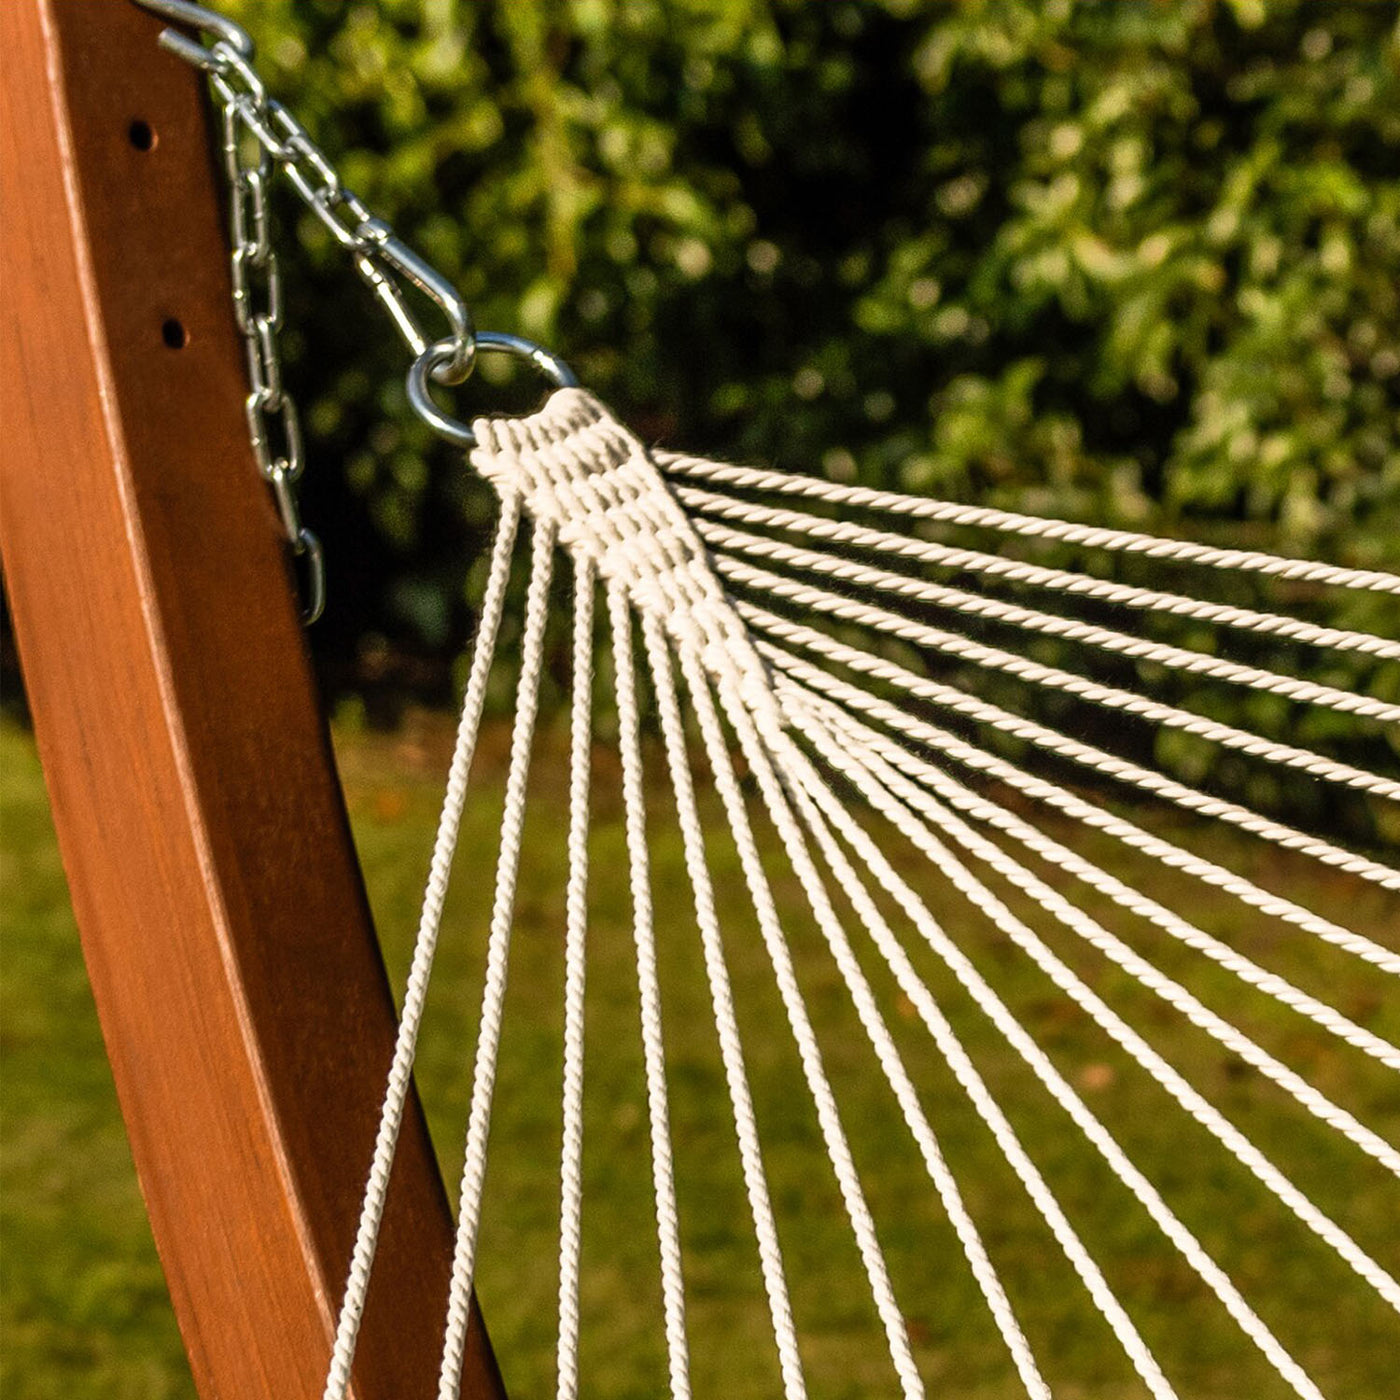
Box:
[470, 389, 779, 706]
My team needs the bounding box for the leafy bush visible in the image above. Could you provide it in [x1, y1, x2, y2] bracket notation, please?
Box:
[219, 0, 1397, 806]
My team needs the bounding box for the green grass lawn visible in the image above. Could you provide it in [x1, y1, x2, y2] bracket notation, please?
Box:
[3, 713, 1398, 1398]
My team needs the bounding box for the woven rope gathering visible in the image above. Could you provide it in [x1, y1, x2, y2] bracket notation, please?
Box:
[340, 392, 1399, 1400]
[9, 2, 1398, 1397]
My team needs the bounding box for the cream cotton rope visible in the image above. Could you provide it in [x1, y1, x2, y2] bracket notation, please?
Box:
[326, 387, 1398, 1400]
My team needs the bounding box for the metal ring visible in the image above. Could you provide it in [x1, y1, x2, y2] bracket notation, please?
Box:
[406, 334, 579, 449]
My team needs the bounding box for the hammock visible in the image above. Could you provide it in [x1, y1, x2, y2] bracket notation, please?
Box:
[126, 5, 1400, 1398]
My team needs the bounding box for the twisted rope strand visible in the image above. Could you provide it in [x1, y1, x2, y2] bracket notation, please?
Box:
[781, 676, 1400, 1061]
[706, 668, 1068, 1399]
[672, 642, 927, 1400]
[661, 455, 1400, 595]
[323, 495, 521, 1400]
[641, 615, 808, 1400]
[743, 609, 1400, 890]
[702, 522, 1400, 722]
[678, 488, 1400, 659]
[780, 707, 1400, 1308]
[610, 583, 693, 1400]
[785, 688, 1400, 1173]
[754, 730, 1183, 1399]
[439, 519, 557, 1400]
[720, 556, 1400, 801]
[760, 644, 1400, 971]
[556, 558, 595, 1400]
[766, 733, 1328, 1400]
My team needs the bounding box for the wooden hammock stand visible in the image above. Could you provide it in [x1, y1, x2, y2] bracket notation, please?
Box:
[0, 2, 504, 1395]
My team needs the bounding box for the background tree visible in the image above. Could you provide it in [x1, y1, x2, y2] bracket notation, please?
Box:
[207, 0, 1398, 813]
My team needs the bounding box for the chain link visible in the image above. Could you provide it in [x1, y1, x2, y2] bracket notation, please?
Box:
[202, 49, 323, 621]
[137, 0, 575, 620]
[206, 47, 476, 379]
[149, 26, 479, 624]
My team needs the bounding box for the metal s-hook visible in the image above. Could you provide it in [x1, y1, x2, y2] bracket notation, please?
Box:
[356, 218, 477, 386]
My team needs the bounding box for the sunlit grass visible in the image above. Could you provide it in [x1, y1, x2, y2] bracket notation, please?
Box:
[3, 715, 1398, 1397]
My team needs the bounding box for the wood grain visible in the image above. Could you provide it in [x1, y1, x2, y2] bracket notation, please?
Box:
[0, 2, 504, 1395]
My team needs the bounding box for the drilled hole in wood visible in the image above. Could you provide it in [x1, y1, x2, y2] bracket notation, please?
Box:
[128, 119, 156, 152]
[161, 318, 188, 350]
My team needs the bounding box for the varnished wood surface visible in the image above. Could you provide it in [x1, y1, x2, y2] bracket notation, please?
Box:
[0, 2, 504, 1395]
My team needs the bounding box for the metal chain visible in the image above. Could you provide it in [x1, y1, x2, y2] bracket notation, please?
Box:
[213, 71, 326, 622]
[135, 0, 577, 623]
[196, 35, 474, 626]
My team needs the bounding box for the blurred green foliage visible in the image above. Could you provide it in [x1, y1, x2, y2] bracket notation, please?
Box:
[218, 0, 1399, 678]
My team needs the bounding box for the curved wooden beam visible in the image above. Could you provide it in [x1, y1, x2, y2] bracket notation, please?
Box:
[0, 2, 504, 1396]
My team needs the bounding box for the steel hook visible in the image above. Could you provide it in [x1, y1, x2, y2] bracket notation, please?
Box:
[130, 0, 255, 69]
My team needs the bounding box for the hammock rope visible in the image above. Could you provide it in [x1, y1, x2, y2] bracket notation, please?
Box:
[678, 490, 1400, 659]
[760, 646, 1400, 968]
[644, 613, 807, 1400]
[323, 492, 521, 1400]
[746, 613, 1399, 887]
[787, 679, 1400, 1062]
[120, 9, 1396, 1395]
[768, 723, 1302, 1400]
[318, 387, 1397, 1400]
[778, 702, 1400, 1303]
[703, 520, 1400, 721]
[555, 556, 594, 1400]
[440, 516, 557, 1400]
[662, 457, 1400, 593]
[682, 627, 927, 1400]
[608, 578, 694, 1400]
[787, 686, 1400, 1161]
[774, 731, 1329, 1400]
[723, 560, 1397, 798]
